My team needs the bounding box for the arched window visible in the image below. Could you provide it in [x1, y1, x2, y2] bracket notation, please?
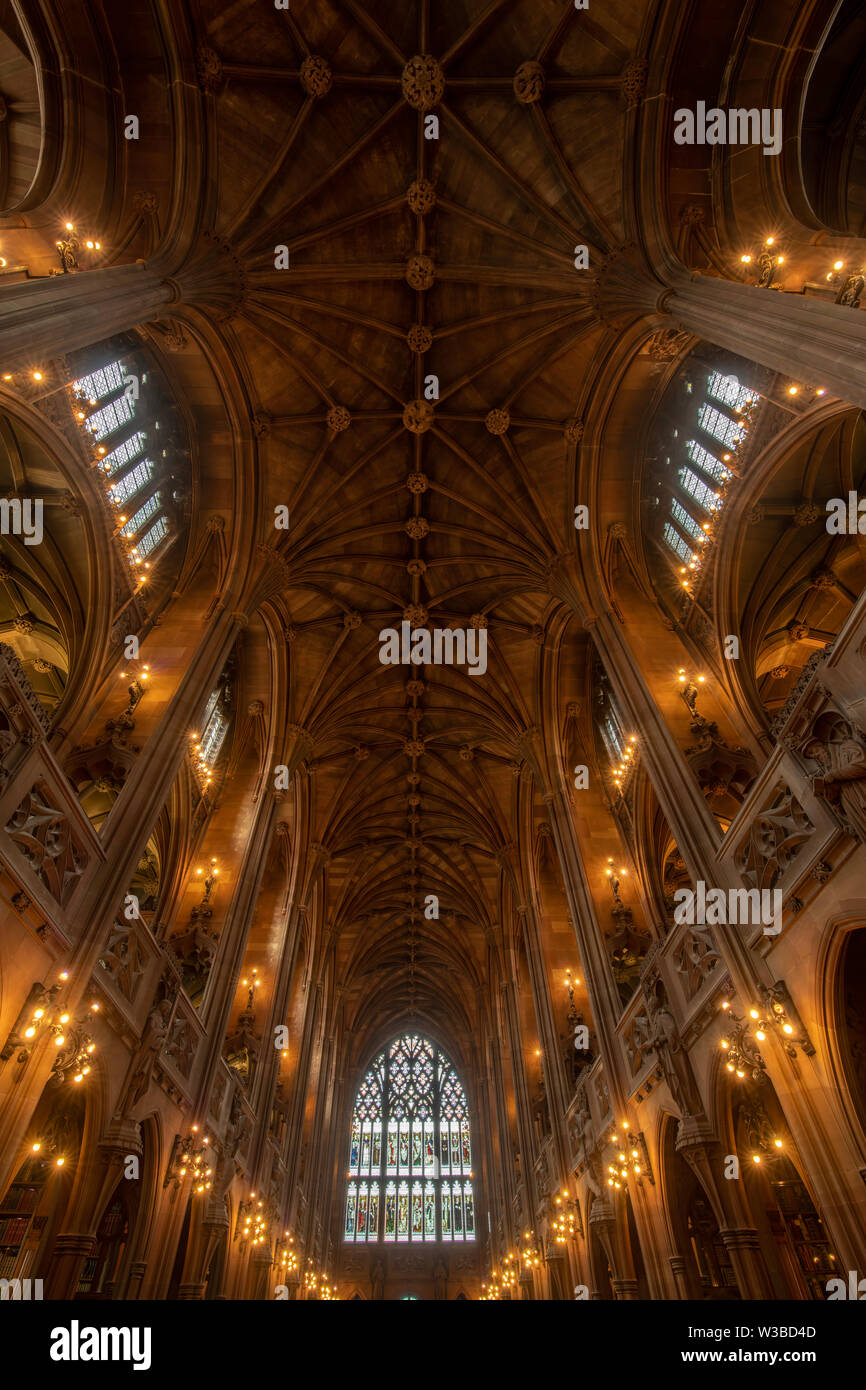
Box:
[661, 368, 760, 574]
[344, 1034, 475, 1244]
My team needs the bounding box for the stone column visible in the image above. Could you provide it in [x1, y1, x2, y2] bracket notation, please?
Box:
[664, 269, 866, 411]
[0, 263, 175, 370]
[718, 1228, 775, 1300]
[669, 1255, 690, 1299]
[594, 248, 866, 410]
[0, 234, 246, 373]
[500, 978, 539, 1218]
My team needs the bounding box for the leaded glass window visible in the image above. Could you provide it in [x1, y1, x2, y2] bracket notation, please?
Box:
[134, 516, 167, 558]
[122, 493, 160, 538]
[685, 439, 729, 484]
[344, 1034, 475, 1243]
[697, 403, 741, 450]
[706, 372, 753, 412]
[678, 467, 719, 513]
[111, 458, 155, 506]
[670, 501, 703, 540]
[663, 523, 692, 561]
[102, 432, 147, 476]
[87, 394, 135, 441]
[72, 360, 126, 402]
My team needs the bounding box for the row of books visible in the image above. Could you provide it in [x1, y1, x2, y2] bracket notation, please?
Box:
[0, 1185, 38, 1214]
[0, 1216, 29, 1244]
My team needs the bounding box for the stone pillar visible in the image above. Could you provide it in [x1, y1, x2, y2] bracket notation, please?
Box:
[0, 263, 175, 371]
[611, 1276, 639, 1300]
[594, 248, 866, 410]
[718, 1228, 775, 1300]
[669, 1255, 691, 1299]
[664, 269, 866, 411]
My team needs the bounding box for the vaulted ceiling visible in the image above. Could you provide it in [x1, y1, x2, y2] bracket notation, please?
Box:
[167, 0, 653, 1065]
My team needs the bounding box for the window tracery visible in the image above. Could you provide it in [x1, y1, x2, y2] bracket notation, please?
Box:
[345, 1034, 475, 1243]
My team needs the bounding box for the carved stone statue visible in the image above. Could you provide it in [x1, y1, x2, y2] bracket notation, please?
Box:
[116, 996, 172, 1115]
[643, 979, 704, 1119]
[433, 1259, 447, 1300]
[805, 722, 866, 843]
[371, 1258, 385, 1301]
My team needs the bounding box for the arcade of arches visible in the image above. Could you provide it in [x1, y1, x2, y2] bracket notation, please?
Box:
[2, 0, 866, 1304]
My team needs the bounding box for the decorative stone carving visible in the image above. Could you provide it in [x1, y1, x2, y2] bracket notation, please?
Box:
[407, 179, 436, 214]
[5, 782, 87, 906]
[251, 412, 271, 439]
[673, 926, 721, 998]
[793, 501, 820, 526]
[401, 55, 445, 111]
[133, 190, 159, 216]
[647, 328, 691, 363]
[564, 417, 584, 444]
[405, 517, 430, 539]
[621, 59, 648, 106]
[196, 45, 222, 93]
[13, 615, 33, 634]
[734, 783, 814, 891]
[803, 712, 866, 843]
[98, 921, 147, 1003]
[403, 604, 429, 626]
[165, 1010, 197, 1079]
[407, 324, 433, 353]
[485, 407, 510, 435]
[787, 621, 809, 642]
[299, 55, 332, 98]
[403, 739, 425, 757]
[342, 610, 361, 630]
[407, 557, 427, 576]
[810, 566, 836, 590]
[469, 613, 487, 629]
[513, 61, 545, 104]
[405, 254, 435, 290]
[402, 399, 434, 433]
[406, 471, 428, 493]
[770, 665, 790, 680]
[327, 405, 351, 433]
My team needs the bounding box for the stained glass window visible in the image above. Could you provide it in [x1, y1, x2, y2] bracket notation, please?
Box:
[345, 1034, 476, 1242]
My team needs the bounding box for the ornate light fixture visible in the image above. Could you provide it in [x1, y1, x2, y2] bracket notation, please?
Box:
[552, 1189, 582, 1244]
[719, 1001, 766, 1081]
[611, 734, 638, 796]
[1, 980, 98, 1082]
[721, 985, 814, 1073]
[606, 1120, 650, 1188]
[825, 259, 864, 308]
[739, 236, 784, 289]
[165, 1124, 213, 1192]
[51, 221, 102, 274]
[237, 1190, 272, 1246]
